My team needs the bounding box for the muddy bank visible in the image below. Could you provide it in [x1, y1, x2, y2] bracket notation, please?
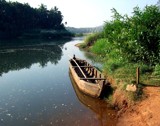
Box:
[106, 75, 160, 126]
[116, 87, 160, 126]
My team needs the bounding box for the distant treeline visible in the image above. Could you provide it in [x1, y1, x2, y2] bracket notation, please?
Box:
[0, 0, 72, 39]
[66, 26, 103, 34]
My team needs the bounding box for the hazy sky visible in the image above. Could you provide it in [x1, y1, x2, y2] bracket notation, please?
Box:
[8, 0, 158, 28]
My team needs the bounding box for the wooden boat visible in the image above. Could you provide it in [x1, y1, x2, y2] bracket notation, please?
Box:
[69, 73, 116, 125]
[69, 55, 107, 98]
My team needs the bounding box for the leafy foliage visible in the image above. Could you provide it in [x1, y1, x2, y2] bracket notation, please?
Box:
[83, 32, 103, 47]
[154, 64, 160, 76]
[97, 5, 160, 66]
[91, 39, 107, 55]
[0, 0, 68, 39]
[83, 5, 160, 85]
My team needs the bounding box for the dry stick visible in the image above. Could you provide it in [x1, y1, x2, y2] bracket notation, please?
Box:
[136, 67, 140, 86]
[72, 66, 93, 68]
[80, 78, 106, 80]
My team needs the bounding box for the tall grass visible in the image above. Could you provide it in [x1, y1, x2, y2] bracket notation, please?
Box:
[91, 39, 107, 55]
[80, 32, 103, 48]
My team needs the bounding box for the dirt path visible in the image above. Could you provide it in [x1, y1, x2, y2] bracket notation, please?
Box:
[116, 87, 160, 126]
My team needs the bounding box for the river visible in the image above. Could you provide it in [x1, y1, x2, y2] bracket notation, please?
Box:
[0, 37, 116, 126]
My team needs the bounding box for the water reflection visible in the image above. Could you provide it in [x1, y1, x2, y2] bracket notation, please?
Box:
[0, 38, 71, 47]
[69, 72, 117, 126]
[0, 38, 116, 126]
[0, 44, 62, 76]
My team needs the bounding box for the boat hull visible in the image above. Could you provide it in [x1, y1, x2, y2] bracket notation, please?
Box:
[69, 61, 104, 98]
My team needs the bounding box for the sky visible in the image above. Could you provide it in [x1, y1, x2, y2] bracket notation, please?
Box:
[8, 0, 158, 28]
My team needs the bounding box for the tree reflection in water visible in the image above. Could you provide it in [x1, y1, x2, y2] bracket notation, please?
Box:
[0, 44, 62, 76]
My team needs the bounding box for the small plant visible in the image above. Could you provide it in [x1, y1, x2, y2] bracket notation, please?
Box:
[154, 64, 160, 76]
[107, 95, 113, 104]
[134, 84, 143, 101]
[122, 82, 128, 90]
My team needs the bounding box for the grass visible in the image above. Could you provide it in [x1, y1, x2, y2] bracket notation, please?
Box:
[89, 39, 160, 87]
[80, 37, 160, 87]
[103, 62, 159, 103]
[80, 32, 103, 48]
[80, 32, 160, 104]
[104, 62, 160, 86]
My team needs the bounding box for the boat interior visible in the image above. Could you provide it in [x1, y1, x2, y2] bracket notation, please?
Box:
[70, 59, 103, 83]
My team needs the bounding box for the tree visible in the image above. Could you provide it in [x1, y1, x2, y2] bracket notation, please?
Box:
[0, 1, 66, 39]
[103, 5, 160, 66]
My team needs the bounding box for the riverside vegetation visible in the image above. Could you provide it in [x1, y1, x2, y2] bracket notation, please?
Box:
[80, 5, 160, 106]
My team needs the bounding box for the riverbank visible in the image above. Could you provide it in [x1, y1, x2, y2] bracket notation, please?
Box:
[116, 86, 160, 126]
[76, 43, 160, 126]
[108, 75, 160, 126]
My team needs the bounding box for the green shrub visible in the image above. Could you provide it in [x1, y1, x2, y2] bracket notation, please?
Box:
[84, 32, 103, 47]
[80, 5, 160, 86]
[103, 6, 160, 66]
[154, 64, 160, 76]
[140, 64, 153, 74]
[103, 57, 126, 74]
[91, 38, 107, 55]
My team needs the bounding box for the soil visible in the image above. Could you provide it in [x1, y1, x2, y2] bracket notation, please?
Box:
[116, 86, 160, 126]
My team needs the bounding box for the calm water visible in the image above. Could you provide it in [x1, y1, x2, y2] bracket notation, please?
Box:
[0, 37, 116, 126]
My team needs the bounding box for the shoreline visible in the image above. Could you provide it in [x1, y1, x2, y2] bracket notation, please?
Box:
[116, 86, 160, 126]
[76, 43, 160, 126]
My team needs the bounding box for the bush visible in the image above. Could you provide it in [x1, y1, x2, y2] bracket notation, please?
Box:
[81, 5, 160, 86]
[154, 64, 160, 76]
[91, 38, 107, 55]
[140, 64, 153, 74]
[84, 32, 103, 47]
[102, 6, 160, 66]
